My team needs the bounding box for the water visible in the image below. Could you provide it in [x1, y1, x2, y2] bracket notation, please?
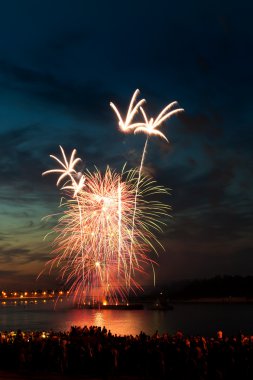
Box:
[0, 300, 252, 337]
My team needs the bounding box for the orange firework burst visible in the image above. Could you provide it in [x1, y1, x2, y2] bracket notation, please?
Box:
[43, 147, 169, 304]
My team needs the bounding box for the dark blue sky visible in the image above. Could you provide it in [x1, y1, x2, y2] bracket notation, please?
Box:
[0, 0, 252, 290]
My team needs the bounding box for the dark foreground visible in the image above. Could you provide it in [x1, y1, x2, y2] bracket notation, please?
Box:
[0, 326, 252, 379]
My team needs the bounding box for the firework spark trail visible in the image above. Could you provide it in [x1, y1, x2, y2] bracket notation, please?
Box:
[117, 179, 122, 273]
[128, 135, 149, 283]
[131, 101, 184, 195]
[109, 90, 147, 285]
[43, 147, 169, 303]
[130, 102, 184, 237]
[64, 176, 87, 290]
[76, 195, 85, 288]
[43, 147, 88, 290]
[134, 104, 184, 141]
[110, 93, 184, 284]
[43, 146, 81, 186]
[110, 89, 145, 132]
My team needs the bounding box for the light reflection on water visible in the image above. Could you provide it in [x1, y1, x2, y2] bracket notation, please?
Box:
[64, 309, 172, 336]
[0, 300, 253, 336]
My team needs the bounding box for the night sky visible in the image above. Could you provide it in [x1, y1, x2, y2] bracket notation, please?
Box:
[0, 0, 252, 290]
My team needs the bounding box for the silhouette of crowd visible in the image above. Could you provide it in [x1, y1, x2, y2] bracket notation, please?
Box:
[0, 326, 252, 379]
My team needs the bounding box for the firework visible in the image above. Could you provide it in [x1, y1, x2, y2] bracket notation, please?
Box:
[43, 90, 182, 304]
[110, 90, 184, 277]
[130, 100, 184, 234]
[110, 89, 145, 132]
[135, 102, 184, 142]
[110, 89, 184, 176]
[43, 146, 82, 186]
[43, 147, 169, 304]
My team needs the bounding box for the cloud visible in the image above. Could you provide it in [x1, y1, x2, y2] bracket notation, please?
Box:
[178, 112, 223, 138]
[156, 237, 253, 283]
[0, 270, 58, 291]
[0, 60, 116, 123]
[44, 29, 89, 54]
[0, 269, 18, 276]
[0, 246, 31, 264]
[0, 245, 49, 265]
[0, 0, 251, 289]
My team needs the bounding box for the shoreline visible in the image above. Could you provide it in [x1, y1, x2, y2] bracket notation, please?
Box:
[172, 297, 253, 303]
[0, 371, 103, 380]
[1, 296, 253, 304]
